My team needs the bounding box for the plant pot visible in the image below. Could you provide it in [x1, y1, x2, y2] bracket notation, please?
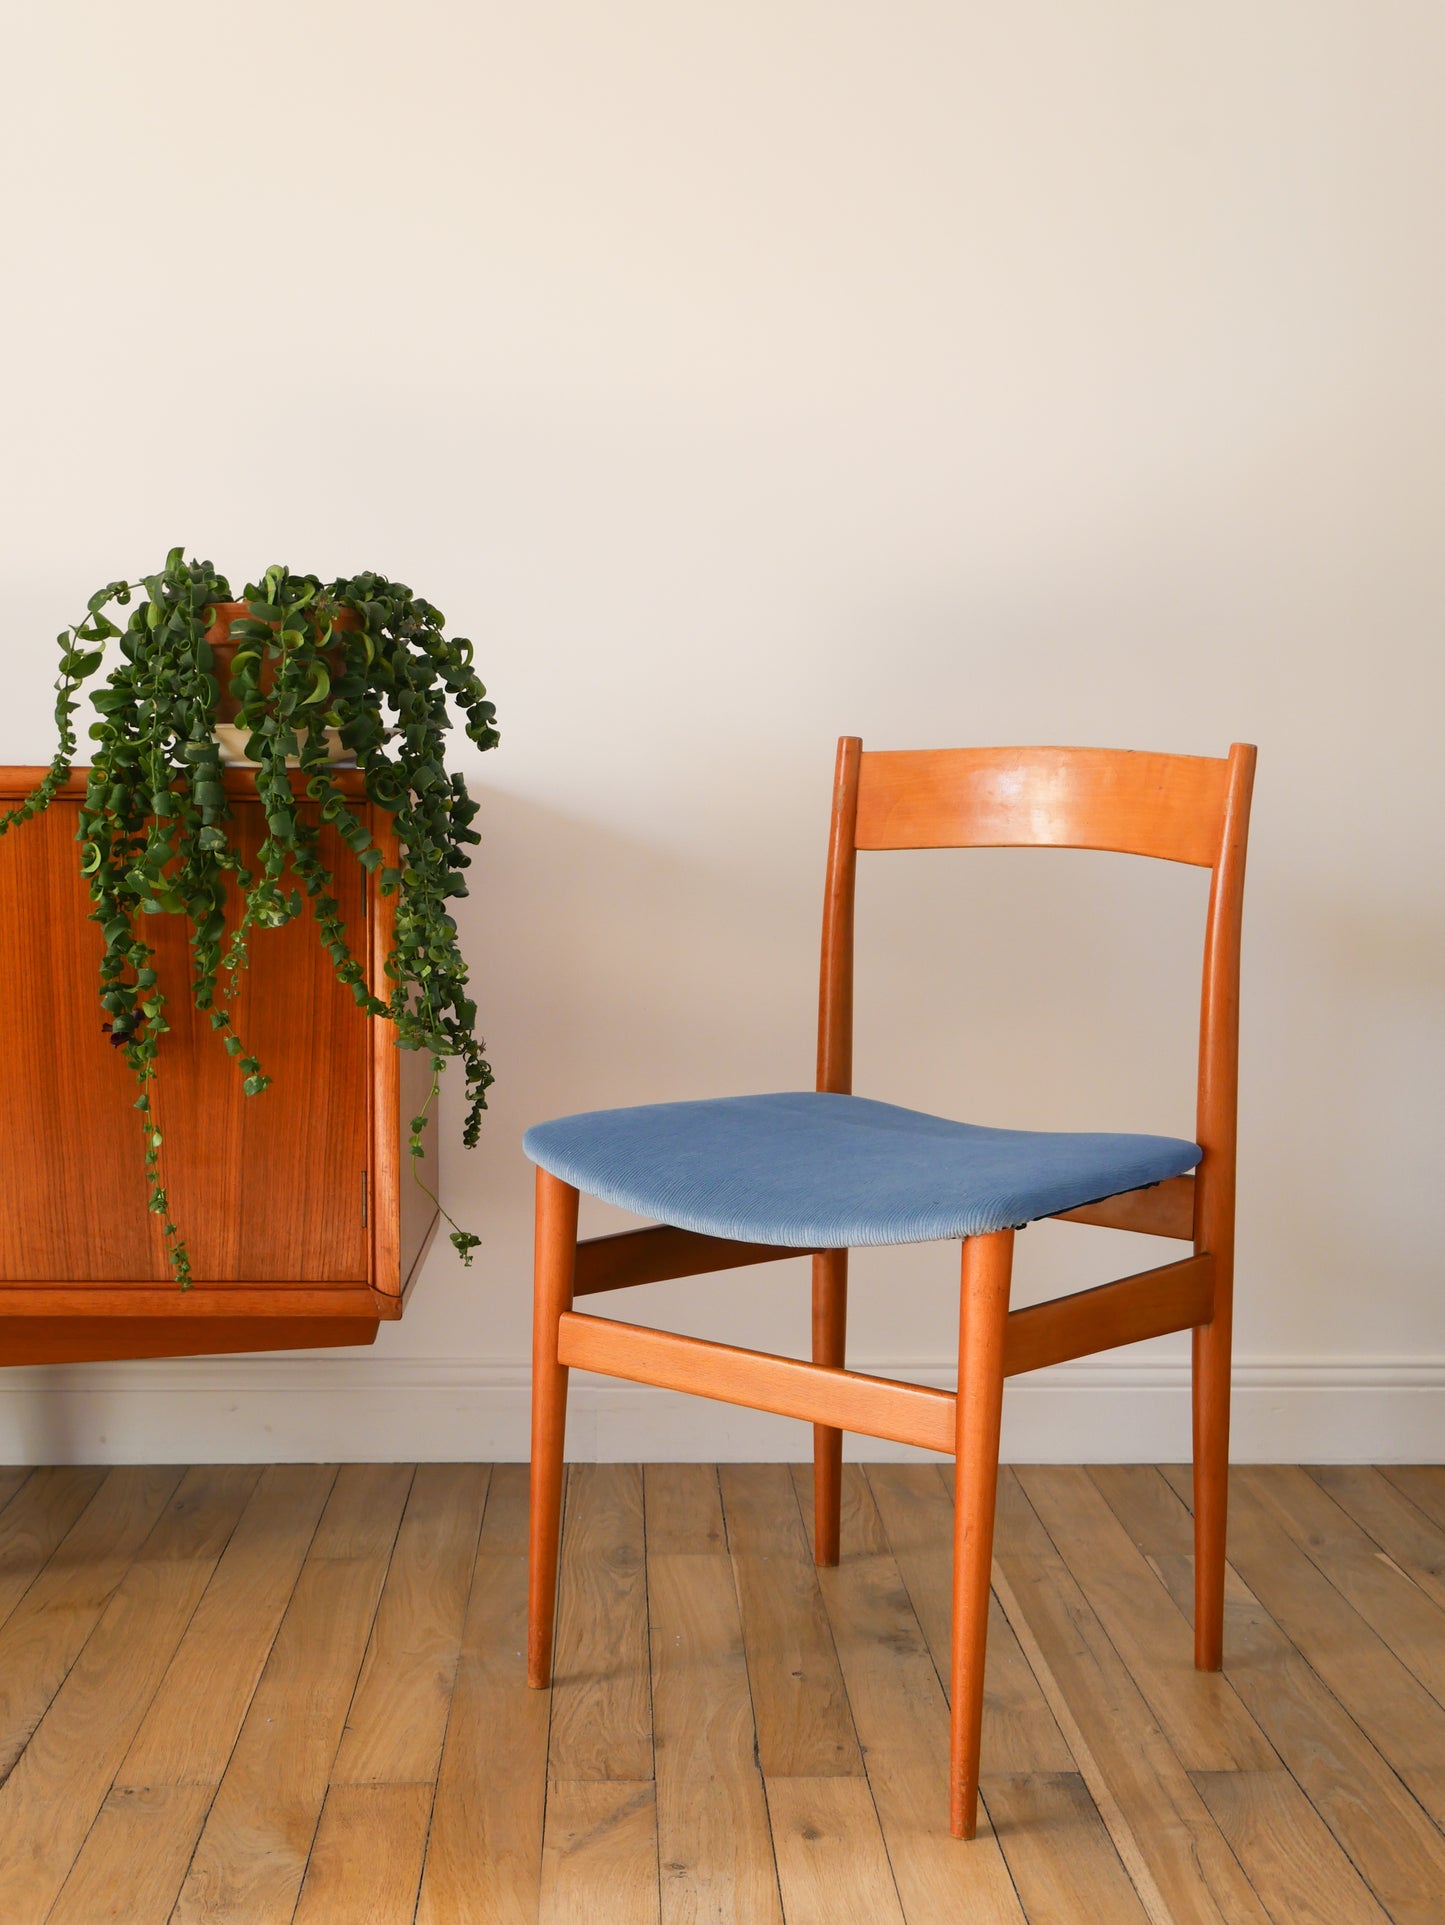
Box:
[205, 602, 358, 767]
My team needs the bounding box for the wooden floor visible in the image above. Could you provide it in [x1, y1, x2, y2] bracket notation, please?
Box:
[0, 1462, 1442, 1922]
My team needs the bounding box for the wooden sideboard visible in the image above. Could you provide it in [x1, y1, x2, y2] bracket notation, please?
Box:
[0, 768, 437, 1364]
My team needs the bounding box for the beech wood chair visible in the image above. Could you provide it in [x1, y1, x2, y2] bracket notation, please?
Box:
[524, 737, 1255, 1840]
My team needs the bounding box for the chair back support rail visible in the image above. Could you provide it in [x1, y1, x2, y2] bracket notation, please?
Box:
[529, 734, 1256, 1842]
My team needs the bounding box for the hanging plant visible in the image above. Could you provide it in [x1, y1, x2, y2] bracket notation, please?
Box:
[0, 548, 500, 1284]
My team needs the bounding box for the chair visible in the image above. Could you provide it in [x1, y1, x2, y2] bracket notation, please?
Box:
[524, 737, 1255, 1840]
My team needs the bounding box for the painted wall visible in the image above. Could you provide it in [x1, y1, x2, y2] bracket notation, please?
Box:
[2, 2, 1441, 1462]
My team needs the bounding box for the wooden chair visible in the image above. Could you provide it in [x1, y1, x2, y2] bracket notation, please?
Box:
[524, 738, 1255, 1839]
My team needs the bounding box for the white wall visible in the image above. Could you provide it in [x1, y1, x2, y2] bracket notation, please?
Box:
[2, 1, 1441, 1463]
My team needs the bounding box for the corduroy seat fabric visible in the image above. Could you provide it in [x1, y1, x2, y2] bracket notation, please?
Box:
[523, 1091, 1201, 1249]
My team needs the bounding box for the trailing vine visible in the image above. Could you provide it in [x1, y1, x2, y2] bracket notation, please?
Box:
[0, 548, 499, 1283]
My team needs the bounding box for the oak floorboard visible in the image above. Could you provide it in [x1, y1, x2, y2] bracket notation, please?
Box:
[539, 1779, 661, 1925]
[548, 1462, 653, 1783]
[993, 1468, 1269, 1925]
[46, 1785, 215, 1925]
[331, 1461, 489, 1786]
[1306, 1464, 1445, 1617]
[645, 1462, 726, 1555]
[865, 1463, 1074, 1776]
[171, 1464, 413, 1925]
[1190, 1769, 1390, 1925]
[1161, 1464, 1445, 1828]
[0, 1465, 257, 1925]
[839, 1468, 1155, 1919]
[1381, 1466, 1445, 1536]
[721, 1463, 862, 1779]
[791, 1460, 891, 1559]
[116, 1462, 336, 1790]
[0, 1464, 33, 1521]
[978, 1774, 1151, 1925]
[1096, 1464, 1445, 1925]
[765, 1776, 905, 1925]
[0, 1465, 107, 1633]
[4, 1459, 1444, 1923]
[416, 1464, 550, 1925]
[1244, 1464, 1445, 1705]
[815, 1546, 1025, 1922]
[649, 1551, 782, 1924]
[0, 1464, 182, 1776]
[1016, 1464, 1276, 1772]
[292, 1781, 434, 1925]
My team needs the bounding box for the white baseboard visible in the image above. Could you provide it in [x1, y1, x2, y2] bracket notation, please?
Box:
[0, 1353, 1438, 1465]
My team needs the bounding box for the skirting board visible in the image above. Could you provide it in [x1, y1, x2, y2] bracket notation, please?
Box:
[0, 1353, 1439, 1465]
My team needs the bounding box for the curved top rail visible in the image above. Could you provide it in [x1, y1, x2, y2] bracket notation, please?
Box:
[854, 744, 1238, 867]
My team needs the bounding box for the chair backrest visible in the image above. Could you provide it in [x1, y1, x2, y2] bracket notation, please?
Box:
[817, 739, 1257, 1251]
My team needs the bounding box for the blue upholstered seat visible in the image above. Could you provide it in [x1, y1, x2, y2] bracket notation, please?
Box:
[523, 1092, 1200, 1248]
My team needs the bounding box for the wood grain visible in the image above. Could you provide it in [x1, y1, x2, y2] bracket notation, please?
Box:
[1096, 1464, 1445, 1925]
[0, 1464, 257, 1924]
[540, 1781, 661, 1924]
[116, 1462, 337, 1790]
[649, 1552, 782, 1923]
[0, 763, 436, 1359]
[721, 1464, 859, 1779]
[1191, 1769, 1390, 1925]
[47, 1785, 215, 1925]
[1243, 1463, 1445, 1704]
[1189, 739, 1254, 1669]
[6, 1456, 1436, 1921]
[0, 1464, 182, 1775]
[0, 1312, 383, 1366]
[764, 1776, 905, 1925]
[1003, 1255, 1213, 1377]
[1381, 1466, 1445, 1534]
[0, 1464, 31, 1515]
[331, 1462, 489, 1786]
[574, 1222, 811, 1295]
[645, 1462, 726, 1556]
[0, 793, 369, 1284]
[865, 1464, 1073, 1779]
[1049, 1174, 1195, 1238]
[1308, 1463, 1445, 1616]
[0, 1464, 107, 1632]
[418, 1465, 550, 1925]
[1014, 1466, 1274, 1772]
[171, 1464, 411, 1925]
[528, 1167, 579, 1689]
[548, 1462, 653, 1783]
[816, 1540, 1025, 1921]
[1164, 1464, 1445, 1828]
[992, 1469, 1270, 1924]
[978, 1774, 1152, 1925]
[791, 1461, 890, 1561]
[853, 744, 1232, 865]
[558, 1312, 956, 1453]
[293, 1782, 434, 1925]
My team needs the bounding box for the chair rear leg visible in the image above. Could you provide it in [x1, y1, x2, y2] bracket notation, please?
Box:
[950, 1228, 1014, 1840]
[1192, 1265, 1232, 1671]
[811, 1248, 848, 1566]
[528, 1169, 579, 1689]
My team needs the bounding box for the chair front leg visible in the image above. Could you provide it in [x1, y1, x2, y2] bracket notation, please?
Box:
[527, 1168, 579, 1689]
[949, 1227, 1014, 1840]
[811, 1248, 848, 1566]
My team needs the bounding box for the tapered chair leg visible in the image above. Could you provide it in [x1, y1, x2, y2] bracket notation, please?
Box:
[527, 1169, 579, 1690]
[949, 1227, 1014, 1840]
[811, 1248, 848, 1566]
[1192, 1257, 1233, 1671]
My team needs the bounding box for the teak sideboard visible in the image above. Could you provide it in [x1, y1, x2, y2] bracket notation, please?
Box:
[0, 767, 436, 1366]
